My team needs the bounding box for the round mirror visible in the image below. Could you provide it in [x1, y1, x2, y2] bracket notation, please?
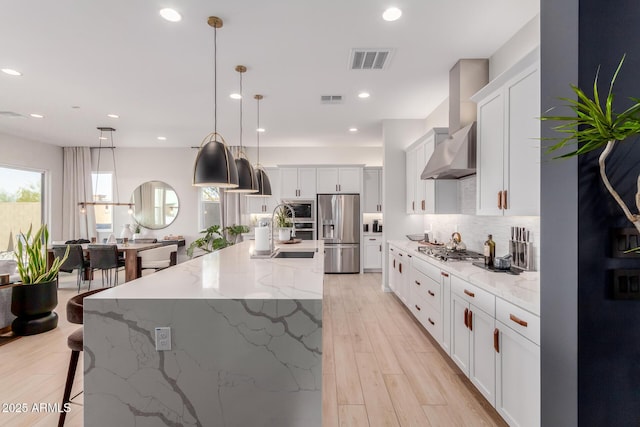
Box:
[130, 181, 179, 229]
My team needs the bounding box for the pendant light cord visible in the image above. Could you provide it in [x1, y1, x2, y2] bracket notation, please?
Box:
[256, 96, 260, 165]
[213, 25, 217, 134]
[239, 70, 243, 152]
[94, 130, 103, 198]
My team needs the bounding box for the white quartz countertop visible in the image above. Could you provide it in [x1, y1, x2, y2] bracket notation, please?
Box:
[88, 240, 324, 301]
[388, 240, 540, 316]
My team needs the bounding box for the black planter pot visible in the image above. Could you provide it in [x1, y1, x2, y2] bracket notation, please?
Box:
[11, 280, 58, 336]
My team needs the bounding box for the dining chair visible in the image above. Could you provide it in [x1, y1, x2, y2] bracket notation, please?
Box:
[53, 244, 89, 293]
[136, 244, 178, 278]
[87, 244, 125, 288]
[58, 287, 106, 427]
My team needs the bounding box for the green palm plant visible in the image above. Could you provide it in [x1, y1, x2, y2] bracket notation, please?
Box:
[15, 224, 69, 284]
[542, 55, 640, 234]
[187, 225, 231, 258]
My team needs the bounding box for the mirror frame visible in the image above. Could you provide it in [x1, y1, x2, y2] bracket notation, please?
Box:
[130, 180, 180, 230]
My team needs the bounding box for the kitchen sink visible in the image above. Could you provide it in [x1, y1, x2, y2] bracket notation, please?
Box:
[272, 251, 315, 259]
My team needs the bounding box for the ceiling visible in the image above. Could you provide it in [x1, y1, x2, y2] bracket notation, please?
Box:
[0, 1, 538, 149]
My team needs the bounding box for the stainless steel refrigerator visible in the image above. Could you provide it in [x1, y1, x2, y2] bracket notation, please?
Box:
[317, 194, 360, 273]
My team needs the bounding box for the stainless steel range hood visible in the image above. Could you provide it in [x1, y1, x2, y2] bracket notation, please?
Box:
[421, 59, 488, 180]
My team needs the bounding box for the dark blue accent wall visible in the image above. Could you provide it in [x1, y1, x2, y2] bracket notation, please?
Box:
[542, 1, 640, 425]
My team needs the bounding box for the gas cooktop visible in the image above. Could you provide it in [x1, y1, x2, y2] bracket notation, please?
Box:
[416, 246, 484, 262]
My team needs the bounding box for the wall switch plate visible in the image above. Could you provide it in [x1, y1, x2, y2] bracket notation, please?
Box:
[155, 327, 171, 351]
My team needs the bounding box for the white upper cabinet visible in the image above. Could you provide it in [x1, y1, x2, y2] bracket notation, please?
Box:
[406, 128, 458, 214]
[473, 49, 540, 216]
[246, 167, 280, 214]
[316, 167, 362, 193]
[363, 167, 382, 213]
[280, 167, 317, 199]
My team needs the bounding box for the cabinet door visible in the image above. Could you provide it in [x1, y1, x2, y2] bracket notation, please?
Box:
[406, 149, 417, 213]
[280, 168, 299, 199]
[297, 168, 317, 198]
[246, 196, 267, 213]
[338, 167, 362, 193]
[476, 90, 505, 216]
[505, 66, 540, 216]
[414, 143, 426, 213]
[421, 138, 435, 213]
[363, 169, 380, 212]
[441, 271, 452, 356]
[496, 321, 540, 427]
[450, 292, 470, 375]
[388, 249, 397, 292]
[264, 168, 280, 213]
[396, 253, 408, 305]
[377, 170, 383, 210]
[364, 238, 382, 269]
[469, 305, 496, 406]
[316, 168, 338, 193]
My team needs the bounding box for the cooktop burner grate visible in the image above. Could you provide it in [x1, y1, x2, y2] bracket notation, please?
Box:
[416, 246, 484, 262]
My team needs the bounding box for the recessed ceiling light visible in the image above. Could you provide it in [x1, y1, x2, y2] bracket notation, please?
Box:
[1, 68, 22, 76]
[107, 114, 119, 118]
[157, 136, 167, 141]
[29, 113, 44, 118]
[229, 93, 242, 100]
[159, 8, 182, 22]
[257, 128, 266, 133]
[99, 137, 108, 140]
[382, 7, 402, 21]
[358, 92, 371, 99]
[349, 128, 358, 132]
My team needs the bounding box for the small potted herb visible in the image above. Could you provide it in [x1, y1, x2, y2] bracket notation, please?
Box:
[274, 207, 292, 241]
[11, 224, 69, 335]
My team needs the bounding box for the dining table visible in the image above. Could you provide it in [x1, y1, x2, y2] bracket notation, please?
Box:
[47, 242, 163, 283]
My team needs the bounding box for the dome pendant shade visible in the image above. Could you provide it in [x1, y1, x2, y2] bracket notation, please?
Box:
[193, 137, 239, 188]
[226, 157, 259, 193]
[246, 167, 272, 197]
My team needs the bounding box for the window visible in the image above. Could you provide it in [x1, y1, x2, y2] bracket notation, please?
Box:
[0, 166, 43, 251]
[200, 187, 221, 230]
[92, 172, 113, 232]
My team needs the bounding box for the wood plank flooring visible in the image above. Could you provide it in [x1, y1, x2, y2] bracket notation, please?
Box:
[0, 271, 506, 426]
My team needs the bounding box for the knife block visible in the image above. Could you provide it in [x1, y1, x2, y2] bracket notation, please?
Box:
[510, 239, 535, 271]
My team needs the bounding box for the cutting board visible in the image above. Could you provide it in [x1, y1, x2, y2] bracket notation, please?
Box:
[277, 239, 302, 244]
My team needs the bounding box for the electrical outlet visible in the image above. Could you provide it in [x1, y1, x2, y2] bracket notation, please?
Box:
[155, 327, 171, 351]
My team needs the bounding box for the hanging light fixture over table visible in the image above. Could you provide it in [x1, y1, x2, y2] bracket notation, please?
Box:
[192, 16, 239, 188]
[246, 94, 273, 197]
[226, 65, 258, 193]
[78, 127, 134, 213]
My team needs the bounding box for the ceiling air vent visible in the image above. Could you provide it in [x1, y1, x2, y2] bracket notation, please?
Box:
[321, 95, 343, 104]
[0, 111, 26, 118]
[349, 49, 392, 70]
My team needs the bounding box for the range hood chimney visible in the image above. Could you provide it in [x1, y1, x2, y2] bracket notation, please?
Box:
[421, 59, 488, 179]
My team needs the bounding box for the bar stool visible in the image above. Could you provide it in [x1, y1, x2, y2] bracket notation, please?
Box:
[58, 288, 106, 427]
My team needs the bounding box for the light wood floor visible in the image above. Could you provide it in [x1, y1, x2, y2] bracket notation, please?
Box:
[0, 272, 505, 427]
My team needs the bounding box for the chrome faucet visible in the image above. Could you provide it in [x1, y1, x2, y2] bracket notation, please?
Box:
[271, 203, 296, 254]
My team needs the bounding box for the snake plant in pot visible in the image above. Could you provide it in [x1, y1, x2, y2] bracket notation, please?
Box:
[11, 224, 69, 335]
[543, 55, 640, 247]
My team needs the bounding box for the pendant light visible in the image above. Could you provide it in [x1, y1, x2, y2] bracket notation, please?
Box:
[79, 127, 134, 213]
[192, 16, 239, 188]
[246, 94, 273, 197]
[226, 65, 259, 193]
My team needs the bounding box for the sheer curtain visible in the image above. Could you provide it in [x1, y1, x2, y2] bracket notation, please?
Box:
[220, 192, 242, 230]
[62, 147, 96, 240]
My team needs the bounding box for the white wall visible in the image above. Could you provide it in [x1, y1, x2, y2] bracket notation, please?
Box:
[245, 146, 382, 167]
[0, 132, 64, 240]
[381, 119, 428, 290]
[489, 15, 540, 80]
[424, 98, 449, 130]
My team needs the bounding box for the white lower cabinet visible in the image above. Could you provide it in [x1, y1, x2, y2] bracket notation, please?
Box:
[495, 301, 541, 427]
[389, 245, 540, 426]
[364, 236, 382, 270]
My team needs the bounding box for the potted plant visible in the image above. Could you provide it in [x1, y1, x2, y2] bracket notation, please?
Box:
[543, 56, 640, 238]
[11, 224, 69, 336]
[187, 225, 231, 258]
[275, 206, 293, 241]
[225, 224, 250, 244]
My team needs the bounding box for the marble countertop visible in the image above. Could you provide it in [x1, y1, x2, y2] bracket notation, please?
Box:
[388, 240, 540, 316]
[88, 240, 324, 301]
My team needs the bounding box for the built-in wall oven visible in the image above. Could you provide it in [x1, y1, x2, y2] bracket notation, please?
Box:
[281, 199, 316, 240]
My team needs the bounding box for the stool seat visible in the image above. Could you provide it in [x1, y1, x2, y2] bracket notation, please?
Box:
[67, 327, 83, 352]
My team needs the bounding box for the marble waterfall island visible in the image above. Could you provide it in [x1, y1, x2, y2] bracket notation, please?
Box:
[84, 240, 324, 427]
